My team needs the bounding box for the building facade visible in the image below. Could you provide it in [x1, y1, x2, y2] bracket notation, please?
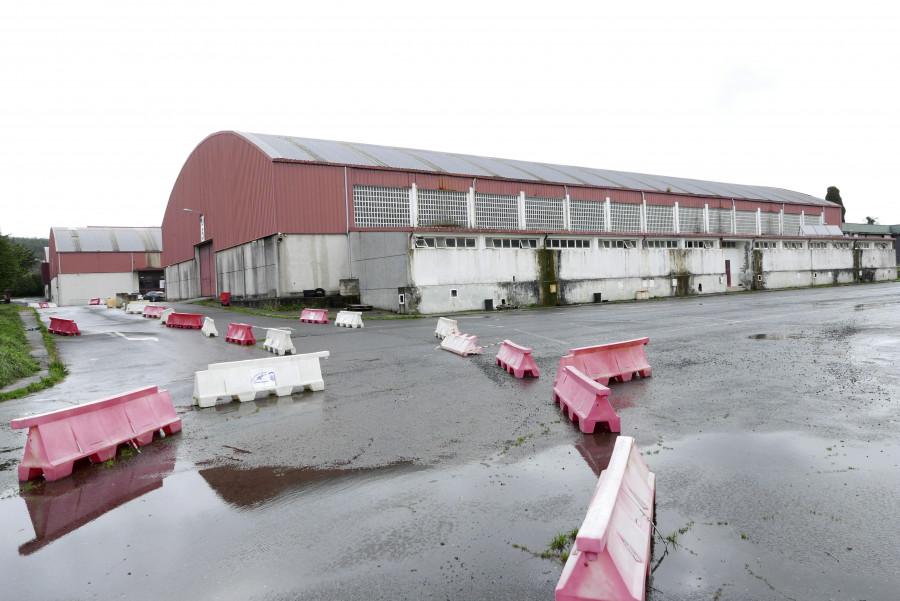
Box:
[161, 132, 896, 313]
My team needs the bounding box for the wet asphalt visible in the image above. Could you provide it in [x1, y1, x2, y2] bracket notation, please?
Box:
[1, 283, 899, 601]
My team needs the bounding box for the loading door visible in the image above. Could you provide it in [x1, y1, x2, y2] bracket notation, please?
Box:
[725, 260, 731, 287]
[198, 241, 216, 297]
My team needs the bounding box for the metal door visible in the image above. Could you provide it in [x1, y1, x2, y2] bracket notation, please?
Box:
[199, 242, 215, 297]
[725, 260, 731, 287]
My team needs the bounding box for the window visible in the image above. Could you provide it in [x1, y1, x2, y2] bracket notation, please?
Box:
[833, 242, 851, 249]
[353, 185, 410, 228]
[684, 240, 714, 249]
[855, 242, 871, 249]
[721, 241, 738, 249]
[754, 241, 777, 249]
[876, 242, 892, 250]
[646, 240, 678, 249]
[600, 239, 636, 249]
[546, 238, 591, 249]
[415, 237, 476, 249]
[809, 242, 827, 249]
[783, 241, 804, 249]
[488, 238, 538, 249]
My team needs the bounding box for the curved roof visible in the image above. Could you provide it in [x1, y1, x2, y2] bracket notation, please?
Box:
[51, 227, 162, 253]
[238, 132, 832, 207]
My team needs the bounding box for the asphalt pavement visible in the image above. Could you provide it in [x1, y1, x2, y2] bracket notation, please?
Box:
[1, 284, 898, 601]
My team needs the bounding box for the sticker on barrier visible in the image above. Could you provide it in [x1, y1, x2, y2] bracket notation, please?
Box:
[555, 435, 655, 601]
[335, 311, 364, 328]
[495, 340, 540, 378]
[299, 308, 329, 324]
[10, 386, 182, 482]
[440, 333, 483, 357]
[48, 317, 81, 336]
[555, 338, 652, 387]
[434, 317, 459, 339]
[553, 366, 620, 433]
[201, 317, 219, 337]
[89, 298, 101, 305]
[263, 328, 295, 355]
[192, 351, 330, 407]
[225, 323, 256, 345]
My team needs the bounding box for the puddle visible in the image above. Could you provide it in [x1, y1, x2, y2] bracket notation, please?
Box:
[747, 333, 803, 340]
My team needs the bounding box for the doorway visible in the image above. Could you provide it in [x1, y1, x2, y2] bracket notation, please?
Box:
[725, 260, 732, 287]
[198, 241, 215, 297]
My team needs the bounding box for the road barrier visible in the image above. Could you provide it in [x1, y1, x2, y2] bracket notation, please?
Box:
[555, 338, 652, 387]
[263, 328, 296, 355]
[220, 292, 231, 306]
[335, 310, 364, 328]
[105, 298, 116, 308]
[142, 305, 166, 319]
[192, 351, 329, 408]
[495, 340, 540, 378]
[299, 308, 329, 324]
[440, 333, 483, 357]
[48, 317, 81, 336]
[225, 323, 256, 346]
[89, 298, 101, 305]
[201, 317, 219, 337]
[553, 366, 620, 433]
[555, 436, 655, 601]
[29, 302, 57, 308]
[124, 302, 149, 314]
[159, 308, 175, 324]
[166, 313, 203, 329]
[434, 317, 459, 339]
[10, 386, 182, 482]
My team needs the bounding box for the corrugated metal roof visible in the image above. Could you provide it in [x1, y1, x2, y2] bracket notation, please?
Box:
[51, 227, 162, 253]
[236, 132, 832, 207]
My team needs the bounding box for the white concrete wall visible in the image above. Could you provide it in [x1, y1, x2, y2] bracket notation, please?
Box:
[216, 237, 278, 299]
[50, 272, 138, 306]
[164, 260, 199, 301]
[350, 232, 410, 310]
[279, 235, 350, 296]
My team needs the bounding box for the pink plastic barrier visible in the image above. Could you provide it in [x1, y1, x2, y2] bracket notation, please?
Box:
[10, 386, 182, 482]
[48, 317, 81, 336]
[553, 366, 620, 433]
[165, 312, 203, 329]
[141, 305, 166, 319]
[89, 298, 101, 305]
[225, 322, 256, 346]
[299, 308, 329, 324]
[554, 338, 652, 387]
[495, 339, 540, 378]
[39, 302, 50, 308]
[555, 436, 655, 601]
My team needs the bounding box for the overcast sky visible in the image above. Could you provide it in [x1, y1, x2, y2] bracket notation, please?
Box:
[2, 1, 898, 239]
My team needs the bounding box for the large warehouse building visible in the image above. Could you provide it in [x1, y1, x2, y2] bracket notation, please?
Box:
[48, 227, 163, 306]
[161, 131, 896, 313]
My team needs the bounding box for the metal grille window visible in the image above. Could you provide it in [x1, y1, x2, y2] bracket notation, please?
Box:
[547, 238, 591, 249]
[803, 212, 822, 225]
[783, 214, 802, 236]
[417, 189, 468, 227]
[722, 241, 738, 249]
[833, 242, 851, 249]
[646, 240, 678, 248]
[679, 206, 705, 234]
[856, 241, 871, 249]
[415, 236, 476, 249]
[734, 210, 758, 235]
[475, 193, 519, 230]
[783, 241, 804, 249]
[610, 202, 641, 233]
[684, 240, 715, 249]
[646, 205, 674, 233]
[709, 209, 733, 234]
[487, 238, 538, 248]
[600, 239, 637, 249]
[525, 196, 564, 231]
[569, 199, 605, 232]
[761, 212, 780, 235]
[810, 242, 828, 249]
[754, 241, 777, 249]
[353, 185, 410, 228]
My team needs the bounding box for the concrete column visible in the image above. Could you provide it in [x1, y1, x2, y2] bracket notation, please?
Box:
[673, 202, 680, 234]
[518, 191, 526, 230]
[409, 183, 418, 228]
[467, 187, 476, 228]
[604, 197, 612, 232]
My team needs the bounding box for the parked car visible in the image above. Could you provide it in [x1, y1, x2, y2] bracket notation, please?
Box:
[143, 291, 165, 302]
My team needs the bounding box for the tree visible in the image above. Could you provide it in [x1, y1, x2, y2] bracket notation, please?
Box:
[825, 186, 845, 222]
[0, 231, 36, 294]
[865, 216, 878, 225]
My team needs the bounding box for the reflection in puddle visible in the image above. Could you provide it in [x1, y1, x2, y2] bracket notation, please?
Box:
[747, 333, 803, 340]
[574, 432, 618, 477]
[18, 442, 177, 556]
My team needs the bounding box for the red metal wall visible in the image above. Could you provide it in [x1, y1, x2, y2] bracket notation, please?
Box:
[49, 248, 161, 279]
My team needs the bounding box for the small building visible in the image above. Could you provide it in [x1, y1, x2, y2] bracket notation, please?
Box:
[842, 222, 900, 264]
[161, 132, 896, 313]
[47, 227, 163, 306]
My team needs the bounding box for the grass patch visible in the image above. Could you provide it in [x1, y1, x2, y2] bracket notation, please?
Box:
[0, 308, 67, 401]
[0, 305, 38, 387]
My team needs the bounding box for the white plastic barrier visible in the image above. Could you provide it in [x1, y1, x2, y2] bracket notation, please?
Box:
[555, 436, 656, 601]
[335, 311, 364, 329]
[125, 302, 150, 314]
[28, 302, 58, 308]
[434, 317, 459, 339]
[192, 351, 329, 408]
[201, 317, 219, 337]
[263, 328, 296, 355]
[159, 308, 175, 324]
[440, 333, 483, 357]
